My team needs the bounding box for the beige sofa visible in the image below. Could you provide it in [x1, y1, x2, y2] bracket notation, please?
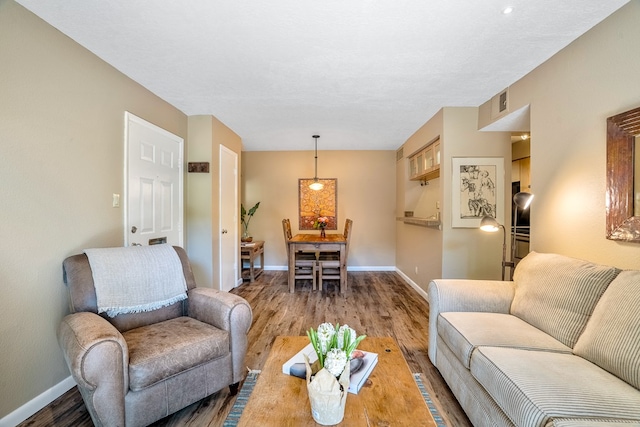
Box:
[428, 251, 640, 427]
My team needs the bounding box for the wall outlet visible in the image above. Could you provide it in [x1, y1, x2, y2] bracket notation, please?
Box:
[436, 201, 440, 209]
[415, 266, 419, 274]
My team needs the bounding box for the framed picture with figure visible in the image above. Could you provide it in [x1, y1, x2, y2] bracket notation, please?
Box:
[452, 157, 504, 228]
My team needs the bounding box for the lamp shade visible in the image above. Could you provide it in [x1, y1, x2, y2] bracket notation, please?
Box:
[309, 180, 323, 191]
[479, 215, 509, 281]
[513, 192, 534, 210]
[480, 216, 501, 232]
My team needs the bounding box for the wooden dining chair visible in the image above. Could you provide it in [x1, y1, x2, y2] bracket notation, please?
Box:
[282, 219, 318, 290]
[317, 218, 353, 292]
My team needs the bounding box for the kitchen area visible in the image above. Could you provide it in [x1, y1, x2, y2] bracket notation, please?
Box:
[512, 133, 531, 265]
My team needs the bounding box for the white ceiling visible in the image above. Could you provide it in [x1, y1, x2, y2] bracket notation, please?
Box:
[16, 0, 629, 151]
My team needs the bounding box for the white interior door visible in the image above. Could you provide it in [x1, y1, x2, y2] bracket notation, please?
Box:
[219, 145, 238, 291]
[125, 112, 183, 247]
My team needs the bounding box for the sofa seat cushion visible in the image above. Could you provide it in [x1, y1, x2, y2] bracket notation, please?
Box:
[511, 252, 620, 348]
[438, 312, 571, 369]
[123, 316, 229, 391]
[573, 270, 640, 389]
[471, 347, 640, 427]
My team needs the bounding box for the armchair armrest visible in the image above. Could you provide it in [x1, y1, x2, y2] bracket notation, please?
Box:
[427, 279, 515, 365]
[57, 312, 127, 427]
[187, 288, 253, 383]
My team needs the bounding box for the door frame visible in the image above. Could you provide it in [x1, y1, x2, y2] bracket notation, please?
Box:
[219, 144, 239, 290]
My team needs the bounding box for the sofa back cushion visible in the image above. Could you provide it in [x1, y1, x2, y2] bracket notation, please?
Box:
[573, 270, 640, 389]
[510, 252, 620, 348]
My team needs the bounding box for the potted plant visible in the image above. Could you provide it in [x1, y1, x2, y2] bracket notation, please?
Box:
[303, 323, 366, 425]
[241, 202, 260, 242]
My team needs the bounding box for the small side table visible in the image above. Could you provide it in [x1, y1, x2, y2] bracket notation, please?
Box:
[241, 240, 264, 282]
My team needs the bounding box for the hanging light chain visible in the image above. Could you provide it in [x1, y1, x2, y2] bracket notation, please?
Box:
[310, 135, 324, 190]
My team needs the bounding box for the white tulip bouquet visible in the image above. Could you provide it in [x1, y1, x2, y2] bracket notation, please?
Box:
[306, 323, 366, 377]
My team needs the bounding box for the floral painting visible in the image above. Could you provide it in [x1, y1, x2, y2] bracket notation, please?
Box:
[452, 157, 504, 228]
[299, 179, 337, 230]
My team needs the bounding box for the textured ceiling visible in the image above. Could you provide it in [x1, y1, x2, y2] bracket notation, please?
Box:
[16, 0, 629, 151]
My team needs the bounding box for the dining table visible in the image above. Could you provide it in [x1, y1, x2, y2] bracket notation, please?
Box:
[287, 233, 347, 294]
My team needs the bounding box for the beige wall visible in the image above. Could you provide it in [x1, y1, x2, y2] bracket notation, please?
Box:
[0, 1, 187, 420]
[396, 109, 445, 291]
[186, 116, 242, 288]
[440, 108, 512, 279]
[241, 151, 396, 268]
[478, 0, 640, 269]
[396, 107, 512, 291]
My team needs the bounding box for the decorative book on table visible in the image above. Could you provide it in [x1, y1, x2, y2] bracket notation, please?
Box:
[282, 342, 378, 394]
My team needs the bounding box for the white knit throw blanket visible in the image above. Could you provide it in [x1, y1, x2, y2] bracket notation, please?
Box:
[84, 244, 187, 317]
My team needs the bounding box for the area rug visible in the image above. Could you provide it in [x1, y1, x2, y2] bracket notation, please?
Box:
[223, 371, 446, 426]
[222, 370, 260, 427]
[413, 372, 447, 427]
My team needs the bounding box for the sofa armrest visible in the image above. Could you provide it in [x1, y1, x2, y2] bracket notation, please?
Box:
[57, 312, 128, 426]
[427, 279, 515, 365]
[187, 288, 253, 383]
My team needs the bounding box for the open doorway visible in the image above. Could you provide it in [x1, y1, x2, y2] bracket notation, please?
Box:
[511, 132, 531, 264]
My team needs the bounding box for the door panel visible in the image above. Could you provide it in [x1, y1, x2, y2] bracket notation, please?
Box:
[125, 112, 183, 246]
[139, 177, 155, 234]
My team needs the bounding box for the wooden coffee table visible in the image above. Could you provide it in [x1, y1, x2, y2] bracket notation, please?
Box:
[238, 336, 437, 426]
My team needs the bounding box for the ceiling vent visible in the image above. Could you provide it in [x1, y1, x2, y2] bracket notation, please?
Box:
[491, 88, 509, 119]
[396, 147, 404, 161]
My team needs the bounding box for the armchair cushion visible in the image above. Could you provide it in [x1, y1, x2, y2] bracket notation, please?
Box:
[123, 316, 229, 391]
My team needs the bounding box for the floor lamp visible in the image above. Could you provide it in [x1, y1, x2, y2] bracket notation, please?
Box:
[480, 216, 512, 281]
[510, 192, 534, 280]
[480, 191, 534, 281]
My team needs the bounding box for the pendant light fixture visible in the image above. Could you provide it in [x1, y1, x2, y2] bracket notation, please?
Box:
[309, 135, 324, 191]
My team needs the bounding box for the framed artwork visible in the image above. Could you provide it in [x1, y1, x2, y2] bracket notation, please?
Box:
[451, 157, 504, 228]
[298, 178, 338, 230]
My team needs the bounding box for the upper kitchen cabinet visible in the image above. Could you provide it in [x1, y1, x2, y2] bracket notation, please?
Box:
[409, 137, 441, 182]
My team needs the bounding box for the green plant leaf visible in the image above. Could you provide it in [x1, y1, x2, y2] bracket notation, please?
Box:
[248, 202, 260, 216]
[241, 202, 260, 229]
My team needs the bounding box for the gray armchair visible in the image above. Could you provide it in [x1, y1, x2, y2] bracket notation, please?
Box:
[58, 245, 253, 427]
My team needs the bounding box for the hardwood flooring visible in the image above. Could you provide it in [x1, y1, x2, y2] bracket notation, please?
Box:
[19, 271, 471, 427]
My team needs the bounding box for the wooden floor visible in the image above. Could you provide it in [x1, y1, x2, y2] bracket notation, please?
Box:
[19, 271, 471, 427]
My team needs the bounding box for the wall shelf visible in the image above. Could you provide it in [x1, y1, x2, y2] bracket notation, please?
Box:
[397, 216, 441, 229]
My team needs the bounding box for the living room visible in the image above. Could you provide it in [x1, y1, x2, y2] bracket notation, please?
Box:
[2, 0, 640, 425]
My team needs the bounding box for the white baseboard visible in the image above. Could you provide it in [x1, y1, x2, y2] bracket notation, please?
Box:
[265, 265, 287, 271]
[0, 376, 76, 427]
[395, 268, 429, 302]
[262, 265, 427, 300]
[347, 266, 396, 271]
[264, 265, 396, 272]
